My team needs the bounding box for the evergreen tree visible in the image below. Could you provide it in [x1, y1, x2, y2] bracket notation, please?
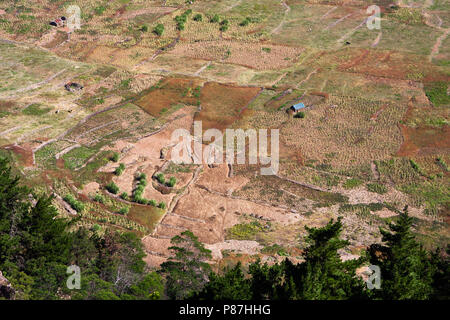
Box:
[431, 245, 450, 300]
[160, 230, 212, 299]
[369, 206, 435, 300]
[194, 262, 252, 300]
[298, 217, 366, 299]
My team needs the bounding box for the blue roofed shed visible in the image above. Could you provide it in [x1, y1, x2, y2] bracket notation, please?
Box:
[290, 102, 306, 112]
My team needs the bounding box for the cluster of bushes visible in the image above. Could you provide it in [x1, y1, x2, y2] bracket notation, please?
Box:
[174, 9, 192, 30]
[114, 163, 125, 176]
[153, 23, 164, 36]
[133, 173, 166, 209]
[103, 174, 166, 210]
[294, 111, 305, 118]
[106, 181, 120, 194]
[63, 194, 85, 213]
[155, 173, 176, 188]
[239, 16, 253, 26]
[93, 193, 105, 204]
[210, 14, 220, 23]
[110, 152, 120, 162]
[133, 173, 148, 204]
[219, 19, 229, 31]
[193, 13, 202, 21]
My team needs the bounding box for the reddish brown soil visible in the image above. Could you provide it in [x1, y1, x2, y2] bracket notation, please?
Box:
[397, 98, 450, 157]
[195, 82, 261, 132]
[397, 125, 450, 157]
[1, 144, 34, 167]
[135, 77, 203, 116]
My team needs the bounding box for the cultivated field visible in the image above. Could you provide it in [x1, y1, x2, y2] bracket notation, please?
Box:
[0, 0, 448, 267]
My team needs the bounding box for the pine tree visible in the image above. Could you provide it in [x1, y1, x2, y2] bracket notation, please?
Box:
[298, 217, 366, 299]
[194, 262, 251, 300]
[369, 206, 435, 300]
[160, 230, 212, 299]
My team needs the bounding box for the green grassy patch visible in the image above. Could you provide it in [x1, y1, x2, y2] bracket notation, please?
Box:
[226, 221, 265, 240]
[22, 103, 51, 116]
[425, 82, 450, 107]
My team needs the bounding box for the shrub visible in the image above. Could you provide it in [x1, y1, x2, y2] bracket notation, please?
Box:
[141, 25, 148, 32]
[93, 193, 105, 203]
[148, 199, 157, 207]
[156, 173, 165, 184]
[94, 6, 106, 15]
[106, 182, 119, 194]
[115, 163, 125, 176]
[219, 24, 228, 32]
[239, 17, 251, 26]
[118, 207, 129, 215]
[193, 14, 202, 21]
[120, 192, 129, 201]
[110, 152, 119, 162]
[153, 23, 164, 36]
[167, 177, 177, 188]
[158, 202, 166, 209]
[63, 194, 85, 212]
[210, 14, 220, 23]
[367, 183, 388, 194]
[294, 112, 305, 118]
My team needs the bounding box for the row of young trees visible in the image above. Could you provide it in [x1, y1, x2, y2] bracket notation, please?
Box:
[0, 156, 448, 300]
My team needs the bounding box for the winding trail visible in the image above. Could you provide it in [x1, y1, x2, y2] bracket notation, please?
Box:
[271, 1, 291, 34]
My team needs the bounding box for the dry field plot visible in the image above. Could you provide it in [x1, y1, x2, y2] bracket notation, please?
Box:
[195, 82, 261, 131]
[171, 40, 303, 70]
[135, 77, 204, 116]
[280, 95, 406, 169]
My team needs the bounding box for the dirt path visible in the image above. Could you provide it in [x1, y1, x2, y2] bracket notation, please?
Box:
[270, 72, 287, 87]
[271, 1, 291, 34]
[423, 12, 448, 62]
[194, 61, 212, 76]
[337, 17, 369, 43]
[429, 27, 449, 62]
[371, 31, 382, 47]
[325, 13, 352, 30]
[225, 0, 242, 11]
[321, 6, 337, 20]
[295, 68, 319, 89]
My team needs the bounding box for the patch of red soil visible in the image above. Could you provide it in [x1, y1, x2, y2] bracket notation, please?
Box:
[195, 82, 261, 132]
[397, 98, 450, 157]
[135, 77, 203, 117]
[397, 125, 450, 157]
[1, 144, 34, 167]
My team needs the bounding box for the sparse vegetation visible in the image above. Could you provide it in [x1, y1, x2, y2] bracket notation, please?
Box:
[63, 194, 85, 212]
[114, 163, 125, 176]
[367, 182, 388, 194]
[106, 181, 119, 194]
